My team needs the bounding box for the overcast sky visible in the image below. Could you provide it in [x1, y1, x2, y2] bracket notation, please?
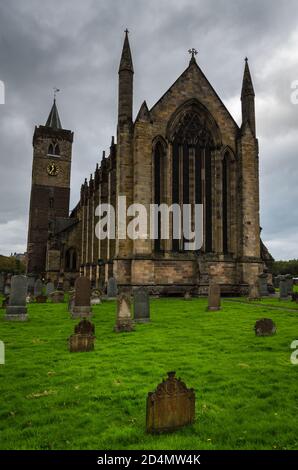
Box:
[0, 0, 297, 260]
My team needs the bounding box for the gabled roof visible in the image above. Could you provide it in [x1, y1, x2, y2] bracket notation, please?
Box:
[149, 57, 239, 130]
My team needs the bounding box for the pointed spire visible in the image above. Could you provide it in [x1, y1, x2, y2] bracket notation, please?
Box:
[241, 57, 256, 136]
[136, 100, 151, 122]
[45, 99, 62, 129]
[241, 58, 255, 99]
[119, 29, 134, 74]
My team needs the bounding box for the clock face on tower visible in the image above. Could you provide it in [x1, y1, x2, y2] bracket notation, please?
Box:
[47, 162, 59, 176]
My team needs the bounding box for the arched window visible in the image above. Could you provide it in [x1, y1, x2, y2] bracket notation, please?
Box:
[171, 110, 214, 252]
[54, 144, 60, 156]
[222, 152, 229, 253]
[154, 141, 165, 252]
[65, 248, 77, 272]
[48, 143, 54, 155]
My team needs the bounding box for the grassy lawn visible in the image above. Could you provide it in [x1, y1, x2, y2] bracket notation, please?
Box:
[0, 297, 298, 450]
[230, 297, 298, 311]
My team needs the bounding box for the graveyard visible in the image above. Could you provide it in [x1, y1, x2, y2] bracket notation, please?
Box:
[1, 293, 298, 450]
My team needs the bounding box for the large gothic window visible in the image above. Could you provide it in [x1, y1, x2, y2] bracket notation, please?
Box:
[171, 109, 214, 253]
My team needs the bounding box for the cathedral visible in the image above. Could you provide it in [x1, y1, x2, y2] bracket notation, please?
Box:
[26, 32, 273, 295]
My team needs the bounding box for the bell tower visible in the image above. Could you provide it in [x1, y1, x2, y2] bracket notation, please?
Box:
[26, 98, 74, 276]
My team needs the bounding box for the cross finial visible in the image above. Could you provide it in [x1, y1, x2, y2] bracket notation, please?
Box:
[53, 87, 60, 101]
[188, 48, 198, 60]
[245, 57, 248, 63]
[124, 28, 129, 35]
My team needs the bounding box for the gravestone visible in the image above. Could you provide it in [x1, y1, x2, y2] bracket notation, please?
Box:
[46, 282, 55, 297]
[68, 318, 96, 353]
[291, 292, 298, 303]
[4, 282, 11, 296]
[35, 295, 47, 303]
[27, 276, 35, 294]
[91, 292, 101, 305]
[184, 290, 192, 301]
[254, 318, 276, 337]
[207, 283, 221, 311]
[279, 279, 289, 300]
[72, 276, 92, 318]
[285, 275, 293, 295]
[5, 275, 28, 321]
[258, 274, 269, 297]
[34, 279, 43, 297]
[114, 293, 134, 332]
[146, 371, 195, 434]
[248, 281, 261, 301]
[49, 291, 64, 303]
[63, 280, 71, 292]
[68, 291, 75, 313]
[133, 288, 150, 323]
[107, 277, 117, 298]
[0, 273, 4, 294]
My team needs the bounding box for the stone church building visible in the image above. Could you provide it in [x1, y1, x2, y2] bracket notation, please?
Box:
[26, 32, 272, 294]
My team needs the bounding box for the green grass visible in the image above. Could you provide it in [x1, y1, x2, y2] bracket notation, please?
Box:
[0, 297, 298, 450]
[231, 296, 298, 311]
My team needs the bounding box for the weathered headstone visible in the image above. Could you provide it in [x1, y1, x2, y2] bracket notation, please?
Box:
[5, 275, 28, 321]
[254, 318, 276, 337]
[184, 290, 192, 300]
[63, 279, 71, 292]
[27, 276, 35, 294]
[114, 293, 134, 332]
[35, 295, 47, 303]
[46, 282, 55, 297]
[34, 279, 43, 297]
[107, 277, 117, 298]
[248, 281, 261, 301]
[258, 274, 269, 297]
[285, 275, 293, 295]
[133, 287, 150, 323]
[146, 371, 195, 434]
[49, 291, 65, 303]
[279, 279, 289, 300]
[72, 276, 92, 318]
[4, 282, 11, 296]
[68, 318, 96, 353]
[207, 283, 221, 311]
[0, 273, 4, 294]
[68, 291, 75, 313]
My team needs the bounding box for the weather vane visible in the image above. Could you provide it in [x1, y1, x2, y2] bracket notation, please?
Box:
[53, 87, 60, 100]
[188, 48, 198, 59]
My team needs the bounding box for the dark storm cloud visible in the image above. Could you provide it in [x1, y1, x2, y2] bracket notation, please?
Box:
[0, 0, 297, 258]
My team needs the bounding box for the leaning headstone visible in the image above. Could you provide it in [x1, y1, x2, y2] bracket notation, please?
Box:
[279, 279, 289, 300]
[146, 371, 195, 434]
[207, 283, 221, 311]
[46, 282, 55, 297]
[133, 287, 150, 323]
[107, 277, 117, 298]
[258, 274, 269, 297]
[254, 318, 276, 337]
[68, 318, 96, 353]
[72, 276, 92, 319]
[114, 293, 134, 332]
[49, 291, 64, 303]
[5, 275, 28, 321]
[248, 281, 261, 301]
[34, 279, 43, 297]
